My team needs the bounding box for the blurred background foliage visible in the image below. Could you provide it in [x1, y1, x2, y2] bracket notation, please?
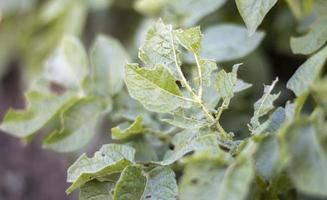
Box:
[0, 0, 325, 199]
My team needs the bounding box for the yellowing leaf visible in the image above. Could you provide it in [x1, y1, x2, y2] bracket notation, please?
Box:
[175, 27, 202, 54]
[111, 116, 144, 140]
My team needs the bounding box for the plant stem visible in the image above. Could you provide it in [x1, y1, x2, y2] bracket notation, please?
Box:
[194, 53, 203, 99]
[169, 26, 228, 136]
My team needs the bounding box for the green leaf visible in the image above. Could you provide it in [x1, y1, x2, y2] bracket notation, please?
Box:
[114, 166, 178, 200]
[87, 0, 114, 11]
[113, 165, 147, 200]
[214, 64, 240, 104]
[234, 79, 253, 93]
[134, 0, 166, 16]
[280, 119, 327, 196]
[44, 35, 88, 89]
[312, 78, 327, 111]
[179, 159, 254, 200]
[174, 27, 202, 54]
[43, 97, 105, 152]
[249, 78, 280, 134]
[254, 134, 280, 180]
[66, 144, 135, 194]
[139, 20, 182, 80]
[111, 116, 144, 140]
[202, 60, 218, 87]
[142, 166, 178, 200]
[201, 24, 265, 62]
[90, 34, 130, 96]
[161, 112, 208, 130]
[125, 64, 191, 113]
[159, 131, 221, 165]
[0, 90, 75, 138]
[79, 180, 114, 200]
[165, 0, 227, 27]
[290, 0, 327, 55]
[287, 46, 327, 97]
[253, 108, 286, 181]
[285, 0, 314, 19]
[265, 107, 286, 134]
[130, 137, 158, 162]
[236, 0, 278, 36]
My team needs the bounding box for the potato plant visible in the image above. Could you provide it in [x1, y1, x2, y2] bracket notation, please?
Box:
[1, 0, 327, 199]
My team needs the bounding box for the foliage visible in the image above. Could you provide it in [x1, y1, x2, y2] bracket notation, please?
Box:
[1, 0, 327, 199]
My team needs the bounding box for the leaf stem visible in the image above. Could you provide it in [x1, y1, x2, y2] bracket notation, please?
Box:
[194, 53, 203, 99]
[168, 26, 230, 139]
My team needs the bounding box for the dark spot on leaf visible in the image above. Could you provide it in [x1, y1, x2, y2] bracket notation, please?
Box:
[50, 82, 66, 94]
[169, 143, 175, 150]
[191, 178, 198, 185]
[144, 163, 150, 167]
[146, 194, 152, 198]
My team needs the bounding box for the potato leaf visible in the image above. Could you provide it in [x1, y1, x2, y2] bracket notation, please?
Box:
[179, 159, 254, 200]
[113, 165, 178, 200]
[0, 90, 75, 138]
[236, 0, 278, 36]
[90, 34, 130, 96]
[201, 24, 265, 62]
[43, 97, 105, 152]
[79, 180, 114, 200]
[124, 64, 192, 113]
[66, 144, 135, 194]
[287, 46, 327, 97]
[249, 78, 280, 134]
[290, 0, 327, 55]
[44, 35, 88, 89]
[280, 119, 327, 196]
[111, 116, 144, 140]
